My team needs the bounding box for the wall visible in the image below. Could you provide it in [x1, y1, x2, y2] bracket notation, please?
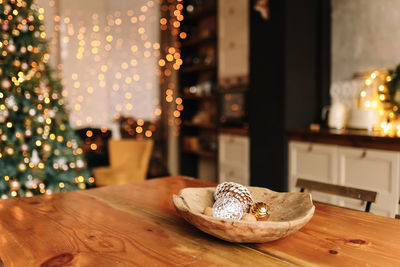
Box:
[331, 0, 400, 82]
[38, 0, 160, 130]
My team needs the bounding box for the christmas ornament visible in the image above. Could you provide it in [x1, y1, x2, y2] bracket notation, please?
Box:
[0, 109, 9, 123]
[12, 59, 21, 67]
[249, 202, 271, 221]
[76, 159, 84, 168]
[7, 43, 16, 53]
[24, 176, 39, 189]
[20, 24, 28, 32]
[212, 196, 243, 221]
[12, 29, 20, 37]
[30, 149, 40, 165]
[1, 79, 11, 89]
[6, 146, 14, 155]
[21, 62, 28, 70]
[1, 24, 9, 31]
[6, 96, 16, 108]
[78, 183, 86, 189]
[18, 163, 26, 171]
[25, 128, 32, 137]
[214, 182, 254, 212]
[9, 180, 21, 191]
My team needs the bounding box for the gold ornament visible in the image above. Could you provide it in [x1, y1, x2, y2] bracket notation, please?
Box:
[249, 202, 271, 221]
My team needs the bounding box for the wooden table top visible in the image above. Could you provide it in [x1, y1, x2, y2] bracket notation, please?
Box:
[0, 176, 399, 266]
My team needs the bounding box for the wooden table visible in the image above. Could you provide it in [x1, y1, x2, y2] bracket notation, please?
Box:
[0, 177, 399, 266]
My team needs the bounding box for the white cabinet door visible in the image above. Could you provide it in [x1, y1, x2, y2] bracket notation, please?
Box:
[218, 134, 250, 185]
[218, 0, 249, 80]
[338, 147, 399, 217]
[288, 141, 338, 203]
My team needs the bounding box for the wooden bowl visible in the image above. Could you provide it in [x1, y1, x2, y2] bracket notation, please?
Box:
[172, 186, 315, 243]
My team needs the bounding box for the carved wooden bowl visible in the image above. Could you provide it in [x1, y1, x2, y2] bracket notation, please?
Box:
[172, 186, 315, 243]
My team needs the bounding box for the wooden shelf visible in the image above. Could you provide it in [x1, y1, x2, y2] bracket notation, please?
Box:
[182, 148, 217, 159]
[182, 36, 216, 48]
[183, 94, 216, 100]
[182, 121, 217, 130]
[185, 3, 217, 21]
[181, 64, 216, 73]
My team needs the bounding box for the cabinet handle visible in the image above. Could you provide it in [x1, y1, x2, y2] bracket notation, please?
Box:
[361, 150, 367, 158]
[308, 144, 313, 152]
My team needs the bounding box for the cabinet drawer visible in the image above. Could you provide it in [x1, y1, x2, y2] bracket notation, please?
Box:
[219, 134, 249, 165]
[218, 134, 249, 185]
[338, 147, 399, 217]
[219, 163, 249, 186]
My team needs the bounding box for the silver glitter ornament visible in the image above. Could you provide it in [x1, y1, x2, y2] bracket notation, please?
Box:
[214, 182, 254, 212]
[212, 196, 243, 221]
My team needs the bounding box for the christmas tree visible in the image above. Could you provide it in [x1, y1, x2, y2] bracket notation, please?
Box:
[0, 0, 91, 198]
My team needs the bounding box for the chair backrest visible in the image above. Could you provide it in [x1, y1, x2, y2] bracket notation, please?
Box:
[296, 178, 377, 212]
[395, 214, 400, 219]
[109, 139, 154, 171]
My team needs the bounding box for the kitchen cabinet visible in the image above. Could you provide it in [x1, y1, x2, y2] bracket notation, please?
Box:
[218, 133, 250, 185]
[289, 140, 399, 217]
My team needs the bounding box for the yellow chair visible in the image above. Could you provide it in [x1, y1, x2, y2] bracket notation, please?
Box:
[93, 139, 154, 186]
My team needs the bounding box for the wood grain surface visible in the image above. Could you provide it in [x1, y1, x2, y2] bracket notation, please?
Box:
[0, 176, 399, 266]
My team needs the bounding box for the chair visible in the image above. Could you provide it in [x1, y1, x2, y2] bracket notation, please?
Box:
[93, 139, 154, 186]
[296, 178, 377, 212]
[395, 215, 400, 219]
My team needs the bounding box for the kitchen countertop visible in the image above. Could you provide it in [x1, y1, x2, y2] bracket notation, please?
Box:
[287, 128, 400, 151]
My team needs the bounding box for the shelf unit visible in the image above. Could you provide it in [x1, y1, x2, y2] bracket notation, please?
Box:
[179, 0, 218, 179]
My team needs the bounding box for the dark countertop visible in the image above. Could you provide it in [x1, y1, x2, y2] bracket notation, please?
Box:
[287, 128, 400, 151]
[219, 127, 249, 136]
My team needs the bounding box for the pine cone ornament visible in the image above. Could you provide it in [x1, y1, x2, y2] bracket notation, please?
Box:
[214, 182, 254, 212]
